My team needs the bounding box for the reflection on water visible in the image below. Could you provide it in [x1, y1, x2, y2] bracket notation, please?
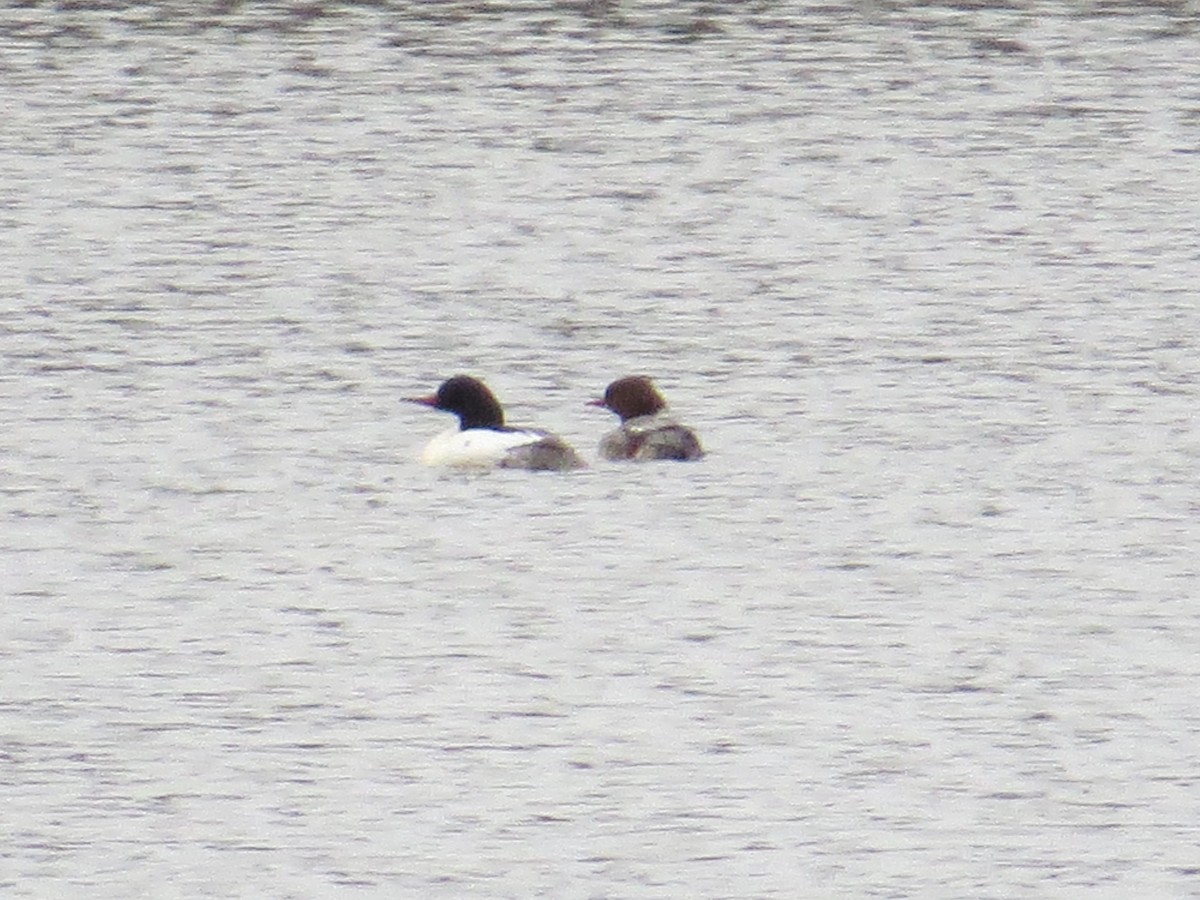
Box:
[2, 2, 1199, 897]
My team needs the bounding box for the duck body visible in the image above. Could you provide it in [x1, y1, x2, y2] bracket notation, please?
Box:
[420, 426, 581, 469]
[598, 414, 705, 462]
[590, 376, 704, 462]
[408, 375, 585, 472]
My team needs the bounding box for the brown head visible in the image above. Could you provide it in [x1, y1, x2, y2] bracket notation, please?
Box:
[587, 375, 668, 423]
[405, 375, 505, 430]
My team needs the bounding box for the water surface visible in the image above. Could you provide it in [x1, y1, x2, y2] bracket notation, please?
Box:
[2, 2, 1199, 897]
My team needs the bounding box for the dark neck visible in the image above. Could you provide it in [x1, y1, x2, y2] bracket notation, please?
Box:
[456, 396, 505, 430]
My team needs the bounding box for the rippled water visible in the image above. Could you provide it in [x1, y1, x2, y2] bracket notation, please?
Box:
[3, 2, 1199, 897]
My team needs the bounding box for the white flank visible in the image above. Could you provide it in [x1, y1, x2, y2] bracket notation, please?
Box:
[420, 427, 544, 468]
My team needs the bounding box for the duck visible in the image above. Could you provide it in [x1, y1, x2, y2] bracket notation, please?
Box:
[406, 375, 585, 471]
[587, 376, 704, 461]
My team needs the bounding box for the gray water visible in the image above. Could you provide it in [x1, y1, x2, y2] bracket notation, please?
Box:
[2, 2, 1199, 897]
